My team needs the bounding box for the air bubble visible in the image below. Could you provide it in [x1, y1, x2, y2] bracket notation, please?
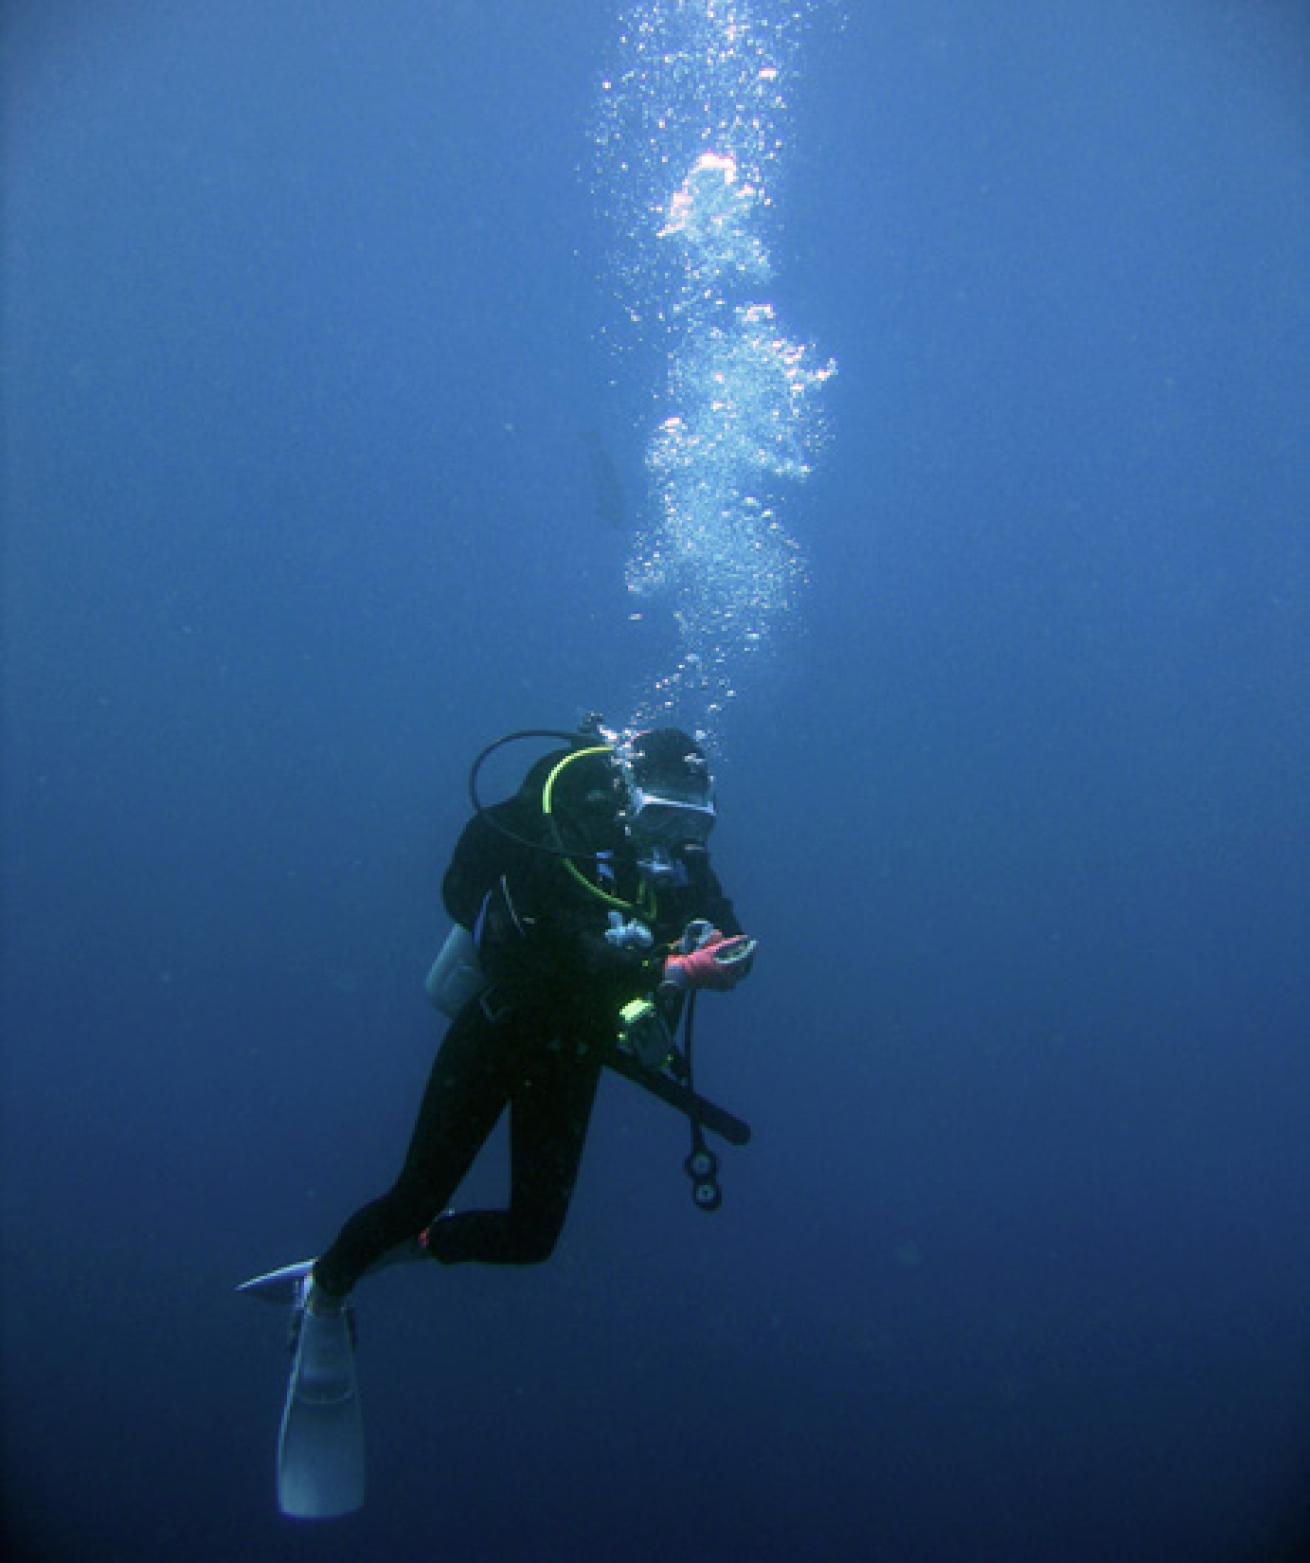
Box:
[593, 0, 834, 738]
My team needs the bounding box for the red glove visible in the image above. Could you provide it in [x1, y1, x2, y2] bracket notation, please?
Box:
[662, 930, 757, 992]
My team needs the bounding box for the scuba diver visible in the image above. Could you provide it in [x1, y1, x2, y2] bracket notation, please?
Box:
[239, 720, 757, 1518]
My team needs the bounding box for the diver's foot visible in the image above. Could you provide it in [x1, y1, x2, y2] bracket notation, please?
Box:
[304, 1276, 348, 1319]
[288, 1273, 351, 1354]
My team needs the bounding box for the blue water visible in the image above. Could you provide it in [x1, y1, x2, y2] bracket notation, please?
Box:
[3, 3, 1308, 1560]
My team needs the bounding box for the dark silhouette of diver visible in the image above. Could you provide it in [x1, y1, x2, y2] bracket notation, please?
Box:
[240, 721, 756, 1516]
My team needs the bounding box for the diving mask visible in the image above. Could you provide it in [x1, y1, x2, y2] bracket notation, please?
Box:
[626, 788, 717, 850]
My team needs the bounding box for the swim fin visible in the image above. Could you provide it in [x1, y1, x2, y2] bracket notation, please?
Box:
[238, 1260, 365, 1519]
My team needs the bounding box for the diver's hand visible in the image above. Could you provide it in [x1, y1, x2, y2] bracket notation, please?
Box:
[663, 932, 757, 992]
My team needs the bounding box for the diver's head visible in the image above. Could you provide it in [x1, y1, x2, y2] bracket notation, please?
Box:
[619, 727, 717, 855]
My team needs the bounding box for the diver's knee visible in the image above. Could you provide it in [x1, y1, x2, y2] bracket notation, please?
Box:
[512, 1233, 558, 1265]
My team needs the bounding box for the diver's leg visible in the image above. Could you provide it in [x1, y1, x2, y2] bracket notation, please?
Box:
[425, 1039, 603, 1265]
[312, 1003, 523, 1296]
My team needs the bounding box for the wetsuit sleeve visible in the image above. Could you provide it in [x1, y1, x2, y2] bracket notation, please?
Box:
[441, 798, 540, 928]
[679, 854, 743, 939]
[441, 815, 503, 927]
[704, 870, 742, 939]
[442, 747, 576, 927]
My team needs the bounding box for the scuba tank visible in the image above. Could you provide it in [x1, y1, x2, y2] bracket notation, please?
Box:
[424, 925, 487, 1019]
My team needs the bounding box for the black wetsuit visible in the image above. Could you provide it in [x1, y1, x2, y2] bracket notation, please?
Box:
[313, 751, 740, 1296]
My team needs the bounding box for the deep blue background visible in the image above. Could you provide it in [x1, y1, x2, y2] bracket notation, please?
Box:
[3, 2, 1308, 1560]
